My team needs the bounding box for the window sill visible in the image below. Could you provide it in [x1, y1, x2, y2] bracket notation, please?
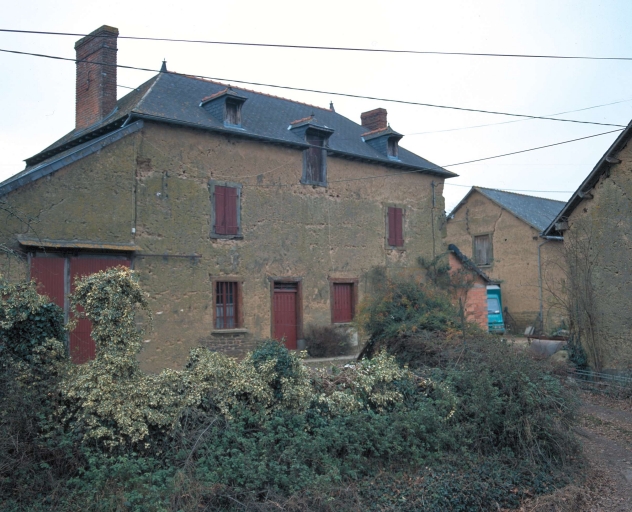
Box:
[211, 328, 249, 335]
[300, 180, 328, 188]
[210, 233, 244, 240]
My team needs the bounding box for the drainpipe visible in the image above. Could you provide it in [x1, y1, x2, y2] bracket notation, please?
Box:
[538, 239, 550, 335]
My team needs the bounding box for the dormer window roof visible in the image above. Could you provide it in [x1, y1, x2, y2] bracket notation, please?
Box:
[200, 87, 248, 128]
[289, 115, 334, 187]
[362, 126, 403, 160]
[288, 115, 334, 141]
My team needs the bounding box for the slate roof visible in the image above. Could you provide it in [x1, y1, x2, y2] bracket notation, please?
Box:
[16, 71, 454, 182]
[543, 119, 632, 237]
[447, 244, 493, 283]
[449, 187, 566, 232]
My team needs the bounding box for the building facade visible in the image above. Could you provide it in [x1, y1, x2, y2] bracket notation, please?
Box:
[446, 187, 566, 334]
[0, 26, 454, 372]
[544, 121, 632, 371]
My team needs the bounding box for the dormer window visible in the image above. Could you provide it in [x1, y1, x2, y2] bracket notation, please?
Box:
[387, 138, 398, 158]
[288, 115, 334, 187]
[362, 125, 403, 160]
[305, 133, 326, 183]
[200, 88, 248, 129]
[225, 98, 242, 126]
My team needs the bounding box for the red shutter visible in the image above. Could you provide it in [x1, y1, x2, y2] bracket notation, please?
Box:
[30, 256, 65, 308]
[225, 187, 239, 235]
[394, 207, 404, 246]
[215, 185, 227, 234]
[69, 258, 130, 364]
[388, 207, 396, 246]
[333, 283, 353, 323]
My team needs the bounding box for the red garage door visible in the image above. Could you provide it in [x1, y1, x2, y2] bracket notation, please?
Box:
[30, 257, 65, 309]
[69, 257, 130, 364]
[30, 255, 130, 364]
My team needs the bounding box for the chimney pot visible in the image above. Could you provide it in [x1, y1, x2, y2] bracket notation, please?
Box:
[361, 108, 387, 132]
[75, 25, 119, 130]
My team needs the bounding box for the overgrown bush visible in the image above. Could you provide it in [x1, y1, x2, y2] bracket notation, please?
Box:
[304, 323, 352, 358]
[0, 279, 77, 509]
[1, 268, 581, 511]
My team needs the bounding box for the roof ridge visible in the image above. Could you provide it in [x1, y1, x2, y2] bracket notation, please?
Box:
[475, 186, 567, 204]
[134, 73, 162, 113]
[174, 73, 333, 113]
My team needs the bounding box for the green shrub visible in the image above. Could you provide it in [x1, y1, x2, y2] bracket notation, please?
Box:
[0, 279, 66, 366]
[0, 268, 581, 511]
[356, 276, 460, 359]
[304, 324, 352, 358]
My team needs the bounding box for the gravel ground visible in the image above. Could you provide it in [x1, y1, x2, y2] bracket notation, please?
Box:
[516, 389, 632, 512]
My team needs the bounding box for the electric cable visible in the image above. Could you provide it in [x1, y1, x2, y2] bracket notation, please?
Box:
[0, 47, 627, 129]
[2, 28, 632, 61]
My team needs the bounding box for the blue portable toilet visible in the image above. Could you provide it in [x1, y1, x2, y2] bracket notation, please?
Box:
[486, 285, 505, 334]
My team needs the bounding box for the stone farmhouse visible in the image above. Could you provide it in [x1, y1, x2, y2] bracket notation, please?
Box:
[446, 187, 566, 334]
[544, 120, 632, 371]
[0, 26, 455, 372]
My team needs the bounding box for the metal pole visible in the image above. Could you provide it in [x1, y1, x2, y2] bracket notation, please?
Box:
[538, 239, 550, 335]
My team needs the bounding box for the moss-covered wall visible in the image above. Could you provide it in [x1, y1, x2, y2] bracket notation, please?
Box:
[446, 191, 565, 333]
[0, 133, 139, 281]
[566, 148, 632, 370]
[0, 121, 446, 372]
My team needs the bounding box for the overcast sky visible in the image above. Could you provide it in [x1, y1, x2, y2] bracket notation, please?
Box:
[2, 0, 632, 212]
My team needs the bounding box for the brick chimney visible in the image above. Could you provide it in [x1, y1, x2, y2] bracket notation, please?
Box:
[75, 25, 119, 130]
[360, 108, 387, 132]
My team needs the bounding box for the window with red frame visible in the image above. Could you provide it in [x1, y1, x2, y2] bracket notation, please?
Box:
[215, 281, 240, 329]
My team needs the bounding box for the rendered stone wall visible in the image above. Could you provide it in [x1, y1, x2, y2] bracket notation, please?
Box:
[446, 191, 565, 334]
[0, 120, 446, 372]
[566, 151, 632, 370]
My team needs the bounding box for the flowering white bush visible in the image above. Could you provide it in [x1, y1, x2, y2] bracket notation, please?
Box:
[59, 267, 455, 451]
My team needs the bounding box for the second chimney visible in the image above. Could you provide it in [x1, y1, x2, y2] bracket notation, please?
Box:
[75, 25, 119, 130]
[360, 108, 387, 132]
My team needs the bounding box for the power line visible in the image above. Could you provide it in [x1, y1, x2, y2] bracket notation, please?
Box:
[407, 98, 632, 136]
[0, 47, 627, 129]
[444, 183, 573, 193]
[321, 129, 623, 185]
[132, 122, 619, 189]
[441, 128, 623, 168]
[2, 28, 632, 62]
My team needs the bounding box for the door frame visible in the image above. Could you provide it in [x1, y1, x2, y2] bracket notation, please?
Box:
[269, 276, 303, 344]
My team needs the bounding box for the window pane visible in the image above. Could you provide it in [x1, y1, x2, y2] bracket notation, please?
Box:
[474, 235, 491, 265]
[216, 281, 238, 328]
[305, 134, 324, 182]
[487, 297, 500, 313]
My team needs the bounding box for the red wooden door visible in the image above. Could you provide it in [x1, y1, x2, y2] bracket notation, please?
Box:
[273, 284, 298, 350]
[30, 256, 65, 309]
[333, 283, 353, 323]
[69, 257, 130, 364]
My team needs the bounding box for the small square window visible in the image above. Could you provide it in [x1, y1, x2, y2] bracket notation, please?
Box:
[215, 281, 242, 329]
[473, 234, 492, 266]
[387, 206, 404, 247]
